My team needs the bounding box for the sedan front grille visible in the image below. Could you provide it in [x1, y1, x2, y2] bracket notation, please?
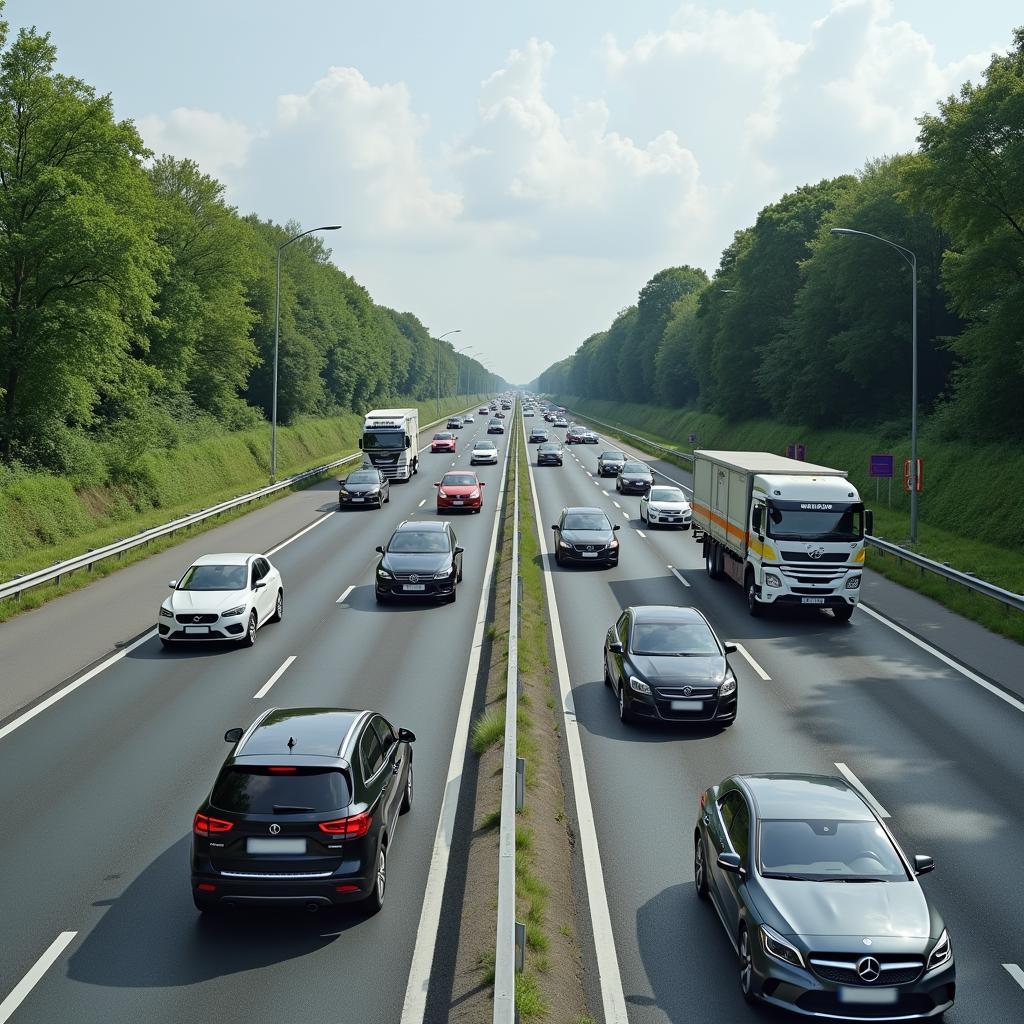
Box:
[175, 613, 219, 624]
[809, 955, 924, 987]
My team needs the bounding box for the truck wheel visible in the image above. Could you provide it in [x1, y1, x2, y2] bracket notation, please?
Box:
[833, 604, 854, 622]
[705, 543, 722, 581]
[745, 570, 762, 618]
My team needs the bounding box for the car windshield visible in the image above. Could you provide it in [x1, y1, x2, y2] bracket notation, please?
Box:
[362, 429, 405, 450]
[563, 513, 610, 531]
[622, 462, 648, 474]
[759, 819, 908, 881]
[177, 564, 247, 591]
[347, 471, 379, 484]
[475, 443, 496, 450]
[442, 474, 477, 487]
[540, 443, 560, 451]
[434, 432, 453, 440]
[650, 487, 686, 503]
[631, 621, 719, 655]
[389, 531, 451, 553]
[600, 451, 624, 460]
[211, 767, 350, 814]
[767, 503, 864, 542]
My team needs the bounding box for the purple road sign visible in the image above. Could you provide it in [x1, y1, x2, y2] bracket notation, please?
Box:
[870, 453, 894, 478]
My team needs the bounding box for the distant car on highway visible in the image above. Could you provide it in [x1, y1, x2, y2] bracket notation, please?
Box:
[551, 507, 620, 568]
[159, 553, 282, 648]
[616, 460, 654, 494]
[529, 426, 549, 444]
[478, 406, 489, 415]
[431, 432, 457, 453]
[640, 485, 691, 528]
[375, 520, 463, 604]
[494, 410, 506, 418]
[463, 414, 474, 423]
[604, 605, 737, 725]
[191, 706, 415, 915]
[553, 416, 568, 428]
[581, 430, 599, 443]
[694, 773, 954, 1019]
[537, 441, 563, 466]
[339, 467, 390, 509]
[470, 439, 499, 465]
[436, 471, 485, 513]
[597, 450, 626, 477]
[523, 408, 534, 417]
[565, 426, 585, 445]
[446, 416, 464, 429]
[487, 419, 505, 435]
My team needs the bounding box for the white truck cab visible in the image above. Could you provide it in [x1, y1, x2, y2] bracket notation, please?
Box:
[359, 409, 419, 481]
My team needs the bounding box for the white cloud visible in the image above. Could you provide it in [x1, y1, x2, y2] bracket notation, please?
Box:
[138, 108, 256, 183]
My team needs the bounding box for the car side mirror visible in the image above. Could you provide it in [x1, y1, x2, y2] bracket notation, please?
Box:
[724, 642, 738, 655]
[168, 580, 178, 589]
[254, 579, 267, 590]
[339, 477, 347, 486]
[613, 524, 621, 531]
[609, 640, 623, 654]
[913, 854, 934, 876]
[375, 545, 385, 554]
[552, 524, 560, 531]
[434, 481, 441, 487]
[865, 509, 874, 536]
[357, 439, 363, 449]
[480, 481, 485, 486]
[224, 727, 244, 743]
[717, 851, 745, 876]
[398, 727, 417, 743]
[455, 546, 464, 555]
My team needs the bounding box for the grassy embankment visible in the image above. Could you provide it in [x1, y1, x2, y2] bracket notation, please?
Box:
[0, 395, 488, 622]
[555, 396, 1024, 644]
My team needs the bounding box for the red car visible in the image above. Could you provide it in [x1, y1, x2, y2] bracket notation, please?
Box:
[431, 432, 457, 453]
[436, 471, 485, 513]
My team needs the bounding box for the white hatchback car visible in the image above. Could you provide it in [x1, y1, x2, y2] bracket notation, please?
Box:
[639, 485, 692, 529]
[158, 552, 283, 647]
[470, 439, 500, 465]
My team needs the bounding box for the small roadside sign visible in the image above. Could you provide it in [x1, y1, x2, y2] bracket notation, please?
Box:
[869, 454, 894, 478]
[688, 433, 698, 444]
[787, 444, 806, 461]
[903, 457, 923, 493]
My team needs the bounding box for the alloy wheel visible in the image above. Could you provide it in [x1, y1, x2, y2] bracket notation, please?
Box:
[245, 612, 257, 646]
[739, 927, 756, 1003]
[695, 838, 709, 900]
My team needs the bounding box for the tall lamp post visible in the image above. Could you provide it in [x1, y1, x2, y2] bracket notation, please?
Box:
[830, 227, 919, 544]
[455, 345, 478, 399]
[435, 329, 461, 417]
[271, 223, 342, 481]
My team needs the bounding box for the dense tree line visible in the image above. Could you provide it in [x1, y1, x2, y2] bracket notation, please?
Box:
[537, 29, 1024, 444]
[0, 8, 497, 473]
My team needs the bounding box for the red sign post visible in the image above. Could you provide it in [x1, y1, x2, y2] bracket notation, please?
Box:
[903, 457, 923, 493]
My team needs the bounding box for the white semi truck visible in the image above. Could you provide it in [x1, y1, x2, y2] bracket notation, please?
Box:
[691, 450, 873, 621]
[359, 408, 419, 481]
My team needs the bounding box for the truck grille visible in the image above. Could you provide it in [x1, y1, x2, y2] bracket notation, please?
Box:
[780, 551, 849, 563]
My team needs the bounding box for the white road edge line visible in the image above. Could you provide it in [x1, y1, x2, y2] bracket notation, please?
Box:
[265, 511, 336, 557]
[833, 762, 890, 819]
[858, 604, 1024, 715]
[254, 656, 296, 699]
[335, 585, 355, 605]
[1003, 964, 1024, 990]
[0, 931, 77, 1024]
[730, 642, 771, 681]
[400, 420, 514, 1024]
[522, 423, 629, 1024]
[668, 565, 691, 588]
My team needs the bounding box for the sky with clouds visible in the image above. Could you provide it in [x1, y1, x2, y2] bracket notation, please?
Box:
[14, 1, 1019, 383]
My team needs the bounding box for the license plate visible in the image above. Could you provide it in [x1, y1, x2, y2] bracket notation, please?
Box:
[801, 597, 826, 605]
[247, 838, 307, 855]
[404, 584, 426, 591]
[351, 496, 364, 502]
[670, 700, 703, 711]
[184, 625, 210, 634]
[453, 500, 464, 505]
[581, 551, 599, 558]
[838, 987, 897, 1005]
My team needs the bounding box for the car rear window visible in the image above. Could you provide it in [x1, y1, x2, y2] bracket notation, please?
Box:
[211, 767, 351, 813]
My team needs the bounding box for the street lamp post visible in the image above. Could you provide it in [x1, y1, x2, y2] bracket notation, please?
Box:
[455, 345, 478, 400]
[271, 223, 341, 482]
[435, 329, 461, 417]
[830, 227, 919, 544]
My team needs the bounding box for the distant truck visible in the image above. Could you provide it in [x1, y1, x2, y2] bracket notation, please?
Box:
[359, 409, 419, 481]
[691, 450, 872, 622]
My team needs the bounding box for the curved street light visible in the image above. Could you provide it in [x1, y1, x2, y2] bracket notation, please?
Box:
[830, 226, 919, 544]
[435, 329, 461, 417]
[455, 345, 479, 398]
[271, 224, 342, 481]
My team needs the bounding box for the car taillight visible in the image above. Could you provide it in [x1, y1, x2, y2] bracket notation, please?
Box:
[318, 811, 373, 837]
[194, 812, 234, 835]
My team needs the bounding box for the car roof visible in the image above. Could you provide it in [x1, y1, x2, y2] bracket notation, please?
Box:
[394, 519, 447, 532]
[629, 605, 708, 624]
[235, 707, 367, 762]
[600, 450, 624, 456]
[563, 506, 608, 516]
[192, 552, 255, 566]
[736, 774, 874, 821]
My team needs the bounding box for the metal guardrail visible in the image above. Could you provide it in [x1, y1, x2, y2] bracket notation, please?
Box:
[563, 407, 1024, 615]
[493, 407, 522, 1024]
[0, 404, 482, 604]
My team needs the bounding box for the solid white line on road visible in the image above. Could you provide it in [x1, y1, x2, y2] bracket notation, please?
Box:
[612, 500, 621, 508]
[418, 499, 426, 507]
[1003, 964, 1024, 990]
[834, 762, 891, 818]
[253, 656, 296, 699]
[730, 642, 771, 681]
[523, 440, 629, 1024]
[668, 565, 691, 588]
[265, 511, 336, 557]
[0, 931, 77, 1024]
[401, 423, 514, 1024]
[0, 630, 154, 744]
[858, 604, 1024, 715]
[335, 585, 355, 605]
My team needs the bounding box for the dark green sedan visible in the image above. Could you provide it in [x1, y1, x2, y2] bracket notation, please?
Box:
[694, 774, 955, 1020]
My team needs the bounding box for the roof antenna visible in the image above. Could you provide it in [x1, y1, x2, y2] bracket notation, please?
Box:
[287, 737, 296, 750]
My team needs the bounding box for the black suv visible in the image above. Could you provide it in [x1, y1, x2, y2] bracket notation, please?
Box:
[552, 507, 620, 567]
[191, 707, 415, 914]
[375, 520, 463, 603]
[597, 450, 626, 477]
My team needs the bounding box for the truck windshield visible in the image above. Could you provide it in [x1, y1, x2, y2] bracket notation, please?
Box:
[363, 429, 406, 450]
[767, 503, 863, 542]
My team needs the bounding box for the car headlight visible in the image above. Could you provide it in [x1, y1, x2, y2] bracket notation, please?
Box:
[629, 675, 651, 695]
[559, 540, 571, 549]
[377, 568, 392, 579]
[846, 574, 862, 589]
[221, 605, 247, 617]
[438, 489, 448, 498]
[764, 572, 782, 588]
[761, 925, 805, 968]
[719, 673, 737, 697]
[610, 539, 619, 549]
[927, 929, 951, 970]
[469, 490, 480, 499]
[159, 606, 174, 619]
[435, 565, 455, 579]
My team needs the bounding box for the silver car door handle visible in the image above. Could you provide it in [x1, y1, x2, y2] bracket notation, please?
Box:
[703, 814, 711, 826]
